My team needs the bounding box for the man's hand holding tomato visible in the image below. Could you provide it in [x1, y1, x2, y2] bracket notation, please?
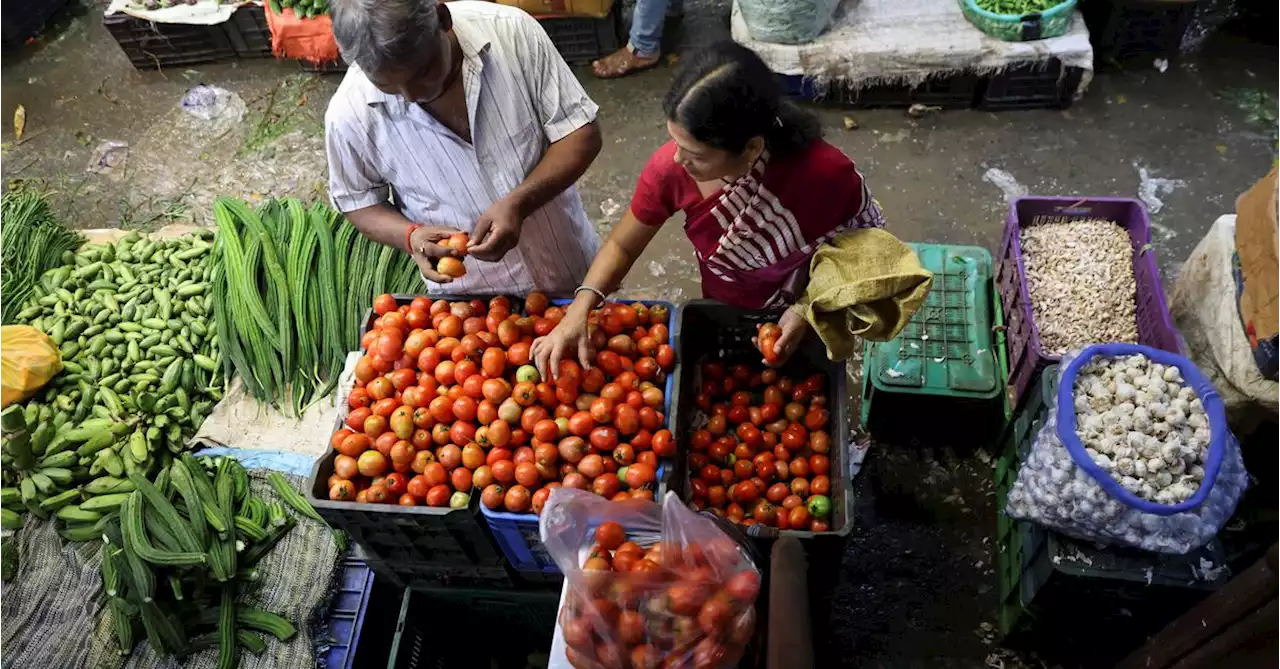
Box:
[408, 226, 470, 282]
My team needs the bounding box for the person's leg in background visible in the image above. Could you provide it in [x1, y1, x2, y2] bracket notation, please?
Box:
[591, 0, 683, 78]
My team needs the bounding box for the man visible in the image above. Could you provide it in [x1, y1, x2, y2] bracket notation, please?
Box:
[592, 0, 682, 78]
[325, 0, 603, 294]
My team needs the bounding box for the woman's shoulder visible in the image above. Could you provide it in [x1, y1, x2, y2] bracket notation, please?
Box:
[787, 139, 859, 179]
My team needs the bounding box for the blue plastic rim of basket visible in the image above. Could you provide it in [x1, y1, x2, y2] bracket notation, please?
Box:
[481, 299, 680, 571]
[1055, 343, 1228, 516]
[963, 0, 1076, 21]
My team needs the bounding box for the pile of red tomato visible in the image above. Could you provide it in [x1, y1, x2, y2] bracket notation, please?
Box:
[561, 522, 759, 669]
[687, 360, 837, 532]
[325, 293, 677, 514]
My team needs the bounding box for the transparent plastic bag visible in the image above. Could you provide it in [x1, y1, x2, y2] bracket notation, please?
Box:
[1, 326, 62, 409]
[542, 488, 761, 669]
[1006, 344, 1249, 554]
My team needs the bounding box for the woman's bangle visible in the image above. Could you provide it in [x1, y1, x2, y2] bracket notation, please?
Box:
[574, 285, 607, 306]
[404, 224, 421, 253]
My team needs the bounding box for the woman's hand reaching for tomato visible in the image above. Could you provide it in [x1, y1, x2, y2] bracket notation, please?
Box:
[754, 306, 810, 367]
[531, 303, 595, 381]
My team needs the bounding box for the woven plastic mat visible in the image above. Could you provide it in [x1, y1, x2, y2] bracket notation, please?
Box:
[2, 471, 339, 669]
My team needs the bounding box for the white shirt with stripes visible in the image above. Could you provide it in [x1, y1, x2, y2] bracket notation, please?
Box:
[324, 1, 601, 296]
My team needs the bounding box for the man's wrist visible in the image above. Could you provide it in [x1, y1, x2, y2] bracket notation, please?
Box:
[504, 190, 539, 221]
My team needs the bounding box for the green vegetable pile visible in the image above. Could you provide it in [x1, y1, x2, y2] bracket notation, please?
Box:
[1, 231, 223, 536]
[211, 197, 420, 415]
[1, 191, 85, 324]
[973, 0, 1067, 14]
[100, 455, 308, 668]
[268, 0, 330, 20]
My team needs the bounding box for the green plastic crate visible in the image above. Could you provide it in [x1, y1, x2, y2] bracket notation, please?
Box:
[860, 244, 1003, 441]
[994, 365, 1230, 645]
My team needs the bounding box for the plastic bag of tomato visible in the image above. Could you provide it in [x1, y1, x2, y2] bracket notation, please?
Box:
[544, 488, 761, 669]
[482, 297, 682, 573]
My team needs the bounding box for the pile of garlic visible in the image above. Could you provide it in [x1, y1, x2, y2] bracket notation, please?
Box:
[1072, 354, 1210, 505]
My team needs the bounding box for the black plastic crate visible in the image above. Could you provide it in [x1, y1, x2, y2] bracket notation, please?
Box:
[670, 300, 852, 586]
[980, 58, 1086, 110]
[2, 0, 71, 47]
[308, 445, 507, 581]
[1081, 0, 1198, 60]
[778, 72, 981, 109]
[389, 585, 560, 669]
[537, 8, 620, 65]
[104, 11, 237, 70]
[302, 57, 349, 74]
[225, 4, 272, 59]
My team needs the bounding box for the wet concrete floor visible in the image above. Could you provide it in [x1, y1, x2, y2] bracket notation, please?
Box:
[1, 2, 1277, 668]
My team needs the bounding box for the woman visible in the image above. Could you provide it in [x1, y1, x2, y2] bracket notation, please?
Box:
[533, 41, 884, 377]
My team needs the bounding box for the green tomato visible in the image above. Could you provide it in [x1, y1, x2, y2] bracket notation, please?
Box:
[806, 494, 832, 519]
[516, 364, 540, 383]
[449, 491, 470, 509]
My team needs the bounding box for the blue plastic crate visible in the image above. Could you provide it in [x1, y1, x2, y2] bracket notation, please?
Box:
[481, 299, 681, 573]
[483, 461, 669, 573]
[321, 557, 375, 669]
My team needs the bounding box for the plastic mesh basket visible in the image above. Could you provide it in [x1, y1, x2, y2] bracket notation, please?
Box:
[997, 196, 1179, 412]
[994, 365, 1231, 647]
[960, 0, 1078, 42]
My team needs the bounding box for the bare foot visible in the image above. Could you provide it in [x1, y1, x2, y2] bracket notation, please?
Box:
[591, 47, 660, 79]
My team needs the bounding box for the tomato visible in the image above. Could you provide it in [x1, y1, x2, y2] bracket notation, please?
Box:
[450, 467, 472, 492]
[624, 462, 656, 489]
[781, 426, 808, 452]
[425, 484, 451, 507]
[390, 440, 416, 467]
[411, 449, 435, 474]
[752, 500, 776, 524]
[612, 443, 635, 467]
[407, 474, 430, 499]
[592, 473, 621, 498]
[644, 430, 673, 459]
[491, 459, 516, 484]
[481, 483, 506, 511]
[559, 436, 587, 463]
[329, 480, 356, 501]
[586, 521, 624, 552]
[810, 474, 831, 496]
[790, 477, 810, 497]
[512, 461, 538, 487]
[449, 421, 476, 447]
[589, 426, 619, 451]
[788, 505, 811, 529]
[521, 406, 549, 433]
[698, 595, 735, 639]
[504, 485, 532, 512]
[578, 454, 605, 479]
[804, 407, 830, 431]
[610, 404, 638, 436]
[345, 407, 372, 432]
[471, 463, 488, 488]
[357, 450, 388, 477]
[373, 294, 398, 316]
[383, 471, 409, 496]
[789, 457, 811, 478]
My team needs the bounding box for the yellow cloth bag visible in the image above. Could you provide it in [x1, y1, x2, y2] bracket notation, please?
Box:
[1, 325, 62, 408]
[799, 228, 933, 360]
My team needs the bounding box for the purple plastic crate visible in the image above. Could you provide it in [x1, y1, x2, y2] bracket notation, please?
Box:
[997, 196, 1179, 410]
[323, 557, 375, 669]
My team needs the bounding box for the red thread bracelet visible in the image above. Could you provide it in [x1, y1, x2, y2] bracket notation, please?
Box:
[404, 224, 421, 253]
